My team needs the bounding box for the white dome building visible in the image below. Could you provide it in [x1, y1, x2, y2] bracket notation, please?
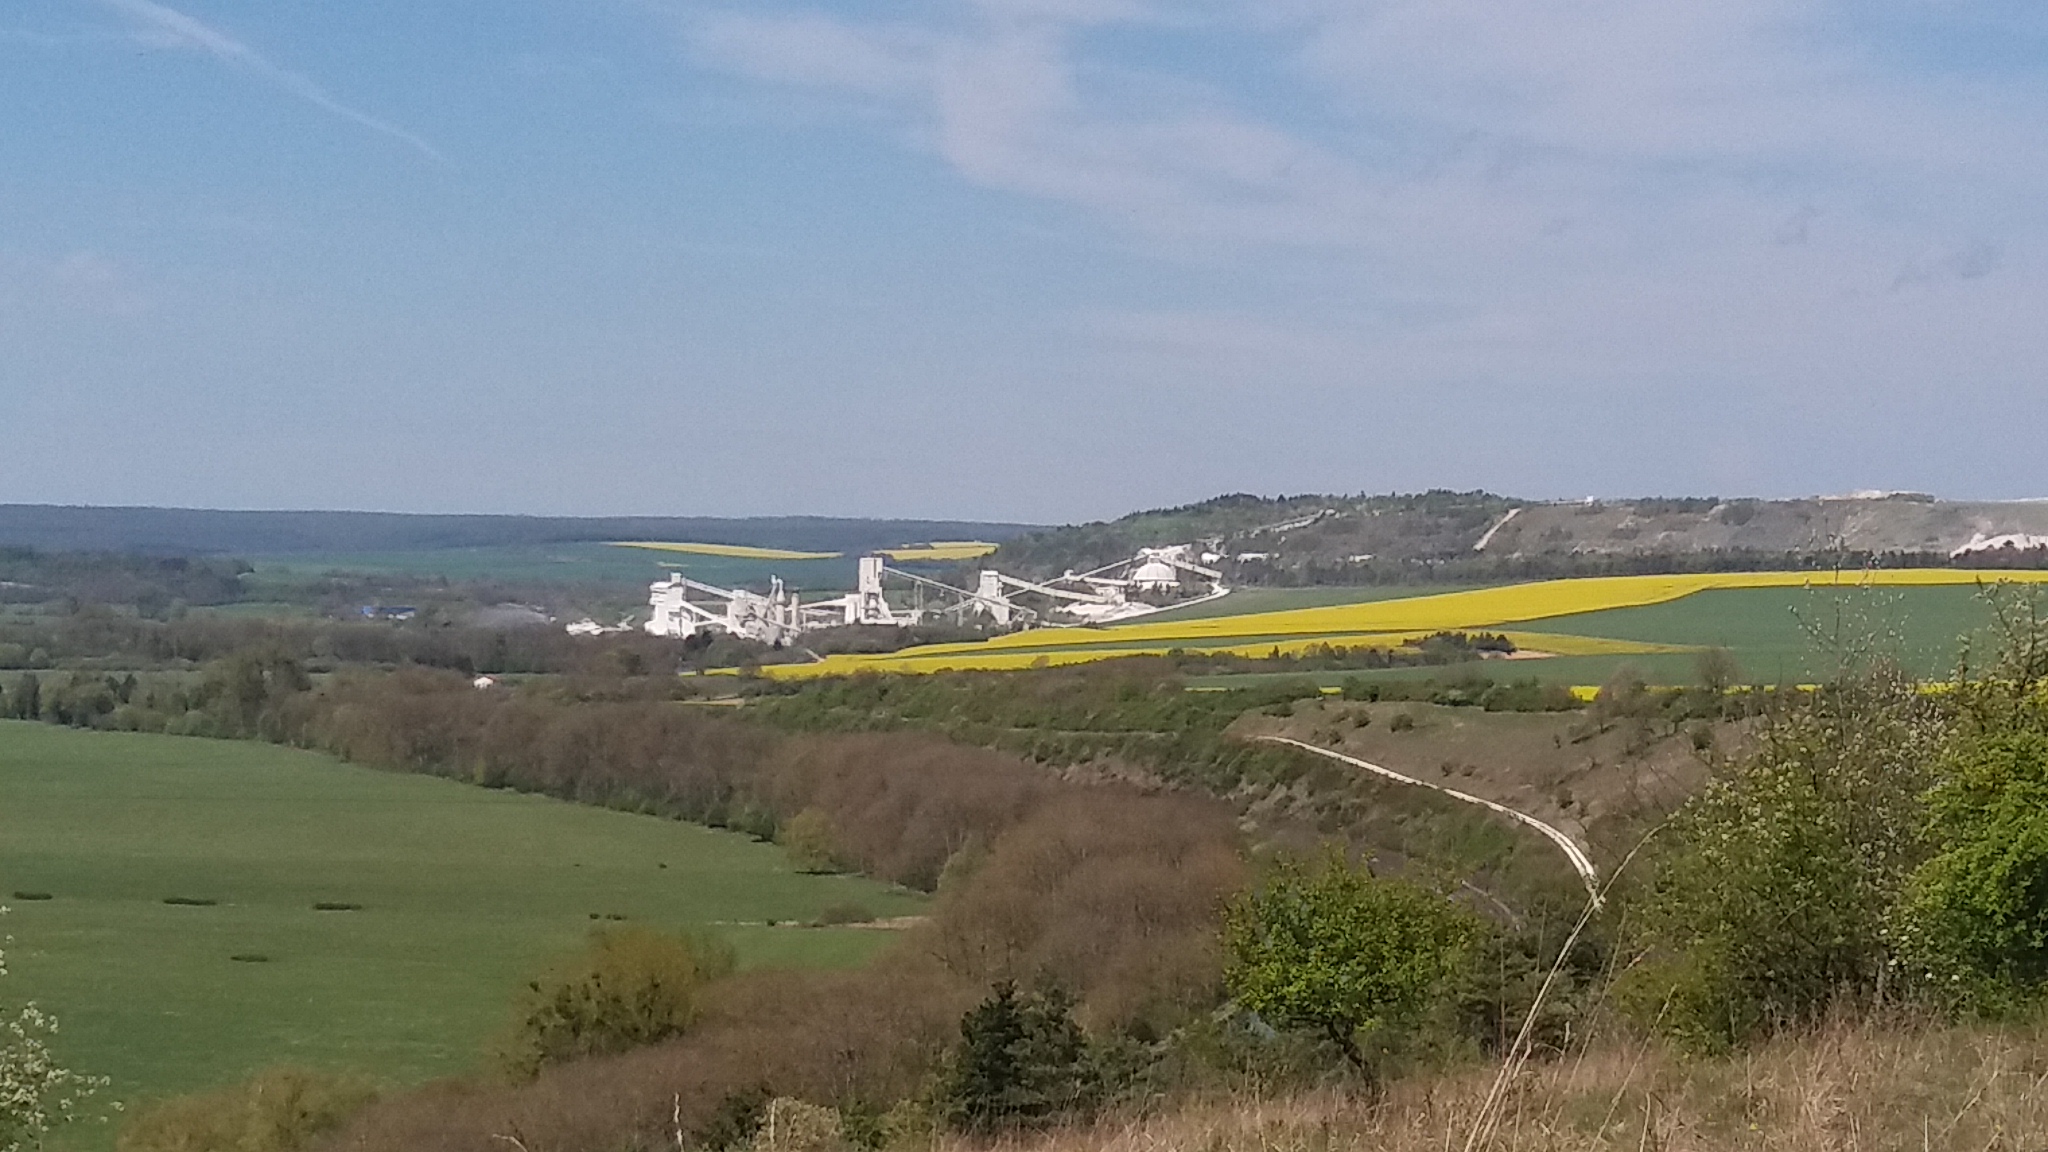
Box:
[1131, 559, 1181, 593]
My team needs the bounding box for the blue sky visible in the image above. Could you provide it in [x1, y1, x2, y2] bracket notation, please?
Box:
[3, 0, 2046, 522]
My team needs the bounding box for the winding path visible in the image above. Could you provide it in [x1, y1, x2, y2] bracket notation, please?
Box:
[1253, 734, 1602, 902]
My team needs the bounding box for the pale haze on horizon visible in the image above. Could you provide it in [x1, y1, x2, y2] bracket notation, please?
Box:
[2, 0, 2045, 524]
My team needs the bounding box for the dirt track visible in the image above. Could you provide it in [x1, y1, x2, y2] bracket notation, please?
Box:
[1254, 734, 1602, 901]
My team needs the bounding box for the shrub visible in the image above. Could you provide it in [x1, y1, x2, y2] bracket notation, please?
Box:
[116, 1066, 376, 1152]
[693, 1085, 771, 1152]
[3, 911, 105, 1152]
[750, 1097, 847, 1152]
[1620, 667, 1942, 1051]
[780, 808, 840, 874]
[1891, 595, 2048, 1014]
[1223, 849, 1475, 1078]
[1697, 646, 1743, 692]
[939, 982, 1100, 1134]
[503, 927, 735, 1077]
[1591, 665, 1650, 721]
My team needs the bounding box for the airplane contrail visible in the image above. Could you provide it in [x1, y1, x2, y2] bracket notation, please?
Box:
[100, 0, 446, 164]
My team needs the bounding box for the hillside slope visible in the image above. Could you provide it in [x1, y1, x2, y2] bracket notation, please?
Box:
[992, 492, 2048, 585]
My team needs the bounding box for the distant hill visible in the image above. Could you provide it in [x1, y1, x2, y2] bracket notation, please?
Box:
[10, 496, 2046, 590]
[0, 506, 1037, 558]
[992, 492, 2048, 585]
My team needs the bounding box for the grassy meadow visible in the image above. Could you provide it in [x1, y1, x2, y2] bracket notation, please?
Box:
[0, 722, 924, 1132]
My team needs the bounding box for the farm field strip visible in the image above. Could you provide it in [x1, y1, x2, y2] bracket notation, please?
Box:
[614, 541, 843, 560]
[767, 631, 1681, 679]
[768, 571, 2048, 678]
[875, 541, 999, 561]
[1128, 585, 1493, 622]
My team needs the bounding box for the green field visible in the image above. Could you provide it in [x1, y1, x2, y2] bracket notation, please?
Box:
[1518, 584, 2000, 683]
[0, 722, 923, 1130]
[1179, 584, 2012, 690]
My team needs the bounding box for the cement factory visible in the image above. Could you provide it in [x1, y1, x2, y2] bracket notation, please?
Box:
[629, 546, 1229, 646]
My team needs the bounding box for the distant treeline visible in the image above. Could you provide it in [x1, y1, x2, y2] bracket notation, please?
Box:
[0, 505, 1034, 557]
[1162, 632, 1516, 675]
[0, 548, 251, 611]
[0, 546, 653, 630]
[0, 607, 726, 677]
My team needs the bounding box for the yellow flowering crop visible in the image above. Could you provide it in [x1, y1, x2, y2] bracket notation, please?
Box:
[611, 541, 842, 561]
[876, 541, 1000, 561]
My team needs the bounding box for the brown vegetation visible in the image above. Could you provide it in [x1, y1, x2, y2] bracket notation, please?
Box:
[932, 1012, 2048, 1152]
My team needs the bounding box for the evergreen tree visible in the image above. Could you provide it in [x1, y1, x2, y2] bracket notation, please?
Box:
[942, 982, 1099, 1133]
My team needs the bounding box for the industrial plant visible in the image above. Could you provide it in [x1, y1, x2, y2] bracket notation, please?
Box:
[630, 546, 1228, 645]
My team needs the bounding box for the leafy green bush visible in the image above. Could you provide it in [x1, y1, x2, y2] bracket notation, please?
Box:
[117, 1066, 376, 1152]
[1620, 667, 1941, 1051]
[503, 927, 735, 1077]
[1223, 848, 1475, 1077]
[780, 808, 840, 873]
[1892, 606, 2048, 1013]
[1892, 733, 2048, 1012]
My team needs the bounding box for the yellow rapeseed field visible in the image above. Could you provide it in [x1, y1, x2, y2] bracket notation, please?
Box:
[611, 541, 843, 561]
[760, 569, 2048, 680]
[877, 541, 1001, 561]
[764, 629, 1678, 680]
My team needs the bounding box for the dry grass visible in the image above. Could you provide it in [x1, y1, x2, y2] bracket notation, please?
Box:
[946, 1016, 2048, 1152]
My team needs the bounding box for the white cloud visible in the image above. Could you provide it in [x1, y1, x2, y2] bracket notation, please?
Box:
[680, 1, 2043, 250]
[686, 11, 934, 100]
[677, 0, 2048, 498]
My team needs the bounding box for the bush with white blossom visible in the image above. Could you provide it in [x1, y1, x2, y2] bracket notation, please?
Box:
[1, 907, 105, 1152]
